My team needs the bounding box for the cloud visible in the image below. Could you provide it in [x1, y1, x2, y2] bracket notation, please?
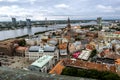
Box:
[0, 5, 34, 19]
[54, 4, 69, 9]
[0, 0, 36, 4]
[97, 5, 115, 12]
[29, 0, 36, 5]
[0, 5, 53, 20]
[0, 0, 120, 20]
[0, 0, 18, 2]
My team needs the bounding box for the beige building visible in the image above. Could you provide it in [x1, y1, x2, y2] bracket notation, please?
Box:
[25, 45, 59, 61]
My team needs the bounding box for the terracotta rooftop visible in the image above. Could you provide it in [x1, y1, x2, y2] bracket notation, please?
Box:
[63, 59, 116, 73]
[115, 59, 120, 65]
[105, 53, 120, 59]
[114, 31, 120, 34]
[100, 49, 113, 57]
[59, 43, 67, 50]
[49, 59, 65, 75]
[50, 58, 116, 76]
[16, 46, 27, 51]
[86, 44, 95, 50]
[64, 36, 71, 40]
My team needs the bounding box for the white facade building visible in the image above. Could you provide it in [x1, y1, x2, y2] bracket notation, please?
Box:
[78, 50, 91, 60]
[28, 55, 54, 73]
[25, 45, 59, 61]
[25, 46, 44, 61]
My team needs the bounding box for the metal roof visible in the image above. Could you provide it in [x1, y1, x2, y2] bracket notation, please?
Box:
[78, 50, 91, 60]
[29, 46, 44, 52]
[73, 41, 81, 46]
[44, 45, 56, 52]
[31, 55, 54, 68]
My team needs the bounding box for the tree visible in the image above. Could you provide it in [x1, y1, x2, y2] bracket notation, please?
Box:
[61, 67, 120, 79]
[90, 49, 97, 58]
[18, 39, 26, 46]
[101, 72, 120, 80]
[75, 36, 81, 41]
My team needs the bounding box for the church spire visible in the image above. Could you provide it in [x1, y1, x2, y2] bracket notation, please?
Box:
[67, 17, 71, 28]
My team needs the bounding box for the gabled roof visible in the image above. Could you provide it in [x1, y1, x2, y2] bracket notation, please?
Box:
[44, 45, 56, 52]
[59, 43, 67, 50]
[41, 36, 49, 40]
[60, 49, 67, 53]
[29, 46, 43, 52]
[73, 41, 81, 46]
[78, 50, 91, 60]
[115, 59, 120, 64]
[47, 39, 58, 45]
[49, 59, 65, 75]
[111, 40, 120, 44]
[16, 46, 27, 51]
[81, 39, 89, 44]
[114, 31, 120, 34]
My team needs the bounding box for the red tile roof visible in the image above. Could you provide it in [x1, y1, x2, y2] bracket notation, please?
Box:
[86, 44, 95, 50]
[115, 59, 120, 65]
[16, 46, 27, 51]
[64, 59, 116, 73]
[49, 59, 65, 75]
[49, 58, 117, 75]
[114, 31, 120, 34]
[59, 43, 67, 50]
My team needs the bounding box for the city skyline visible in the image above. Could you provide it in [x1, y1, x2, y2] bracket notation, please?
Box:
[0, 0, 120, 21]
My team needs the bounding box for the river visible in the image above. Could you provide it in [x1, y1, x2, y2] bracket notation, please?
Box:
[0, 24, 79, 41]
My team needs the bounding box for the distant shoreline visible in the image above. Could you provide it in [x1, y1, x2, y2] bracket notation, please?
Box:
[0, 27, 65, 42]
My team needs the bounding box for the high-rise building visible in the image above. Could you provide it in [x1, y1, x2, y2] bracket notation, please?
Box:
[97, 17, 102, 30]
[26, 19, 32, 38]
[97, 17, 102, 25]
[45, 17, 48, 27]
[26, 19, 31, 27]
[12, 18, 17, 27]
[18, 20, 24, 26]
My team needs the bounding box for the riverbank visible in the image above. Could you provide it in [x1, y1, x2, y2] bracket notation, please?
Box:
[0, 30, 49, 42]
[0, 24, 67, 41]
[0, 27, 65, 42]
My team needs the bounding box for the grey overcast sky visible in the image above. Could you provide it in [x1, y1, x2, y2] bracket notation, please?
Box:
[0, 0, 120, 21]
